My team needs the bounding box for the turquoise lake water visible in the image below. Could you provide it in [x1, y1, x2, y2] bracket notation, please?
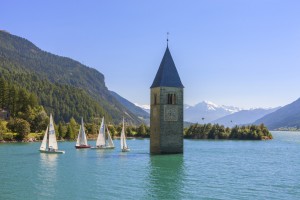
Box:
[1, 131, 300, 200]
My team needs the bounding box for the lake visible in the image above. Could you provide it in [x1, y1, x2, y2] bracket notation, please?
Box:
[1, 131, 300, 200]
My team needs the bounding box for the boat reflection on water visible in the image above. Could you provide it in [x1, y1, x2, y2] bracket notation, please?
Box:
[146, 154, 185, 199]
[40, 153, 58, 168]
[35, 153, 58, 198]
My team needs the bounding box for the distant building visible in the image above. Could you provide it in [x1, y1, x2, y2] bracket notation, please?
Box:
[0, 109, 9, 120]
[150, 45, 184, 154]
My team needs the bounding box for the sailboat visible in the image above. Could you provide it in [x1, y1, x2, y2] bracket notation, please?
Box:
[91, 117, 115, 149]
[75, 118, 91, 149]
[39, 114, 65, 154]
[120, 118, 130, 152]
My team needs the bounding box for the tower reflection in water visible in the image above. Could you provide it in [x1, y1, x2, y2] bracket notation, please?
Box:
[146, 154, 185, 199]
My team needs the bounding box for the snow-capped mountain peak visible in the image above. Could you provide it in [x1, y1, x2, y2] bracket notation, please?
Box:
[201, 100, 220, 110]
[221, 105, 242, 113]
[185, 101, 242, 123]
[134, 103, 150, 110]
[203, 100, 219, 108]
[194, 100, 236, 112]
[134, 100, 242, 123]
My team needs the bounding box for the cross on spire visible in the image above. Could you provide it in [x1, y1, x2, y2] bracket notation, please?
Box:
[167, 32, 170, 46]
[167, 32, 169, 46]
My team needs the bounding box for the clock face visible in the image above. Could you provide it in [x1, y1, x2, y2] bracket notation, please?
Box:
[164, 106, 178, 121]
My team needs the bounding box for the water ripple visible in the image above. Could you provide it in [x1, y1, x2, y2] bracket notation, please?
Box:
[1, 132, 300, 199]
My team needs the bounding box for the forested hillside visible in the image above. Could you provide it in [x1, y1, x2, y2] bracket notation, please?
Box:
[0, 77, 49, 140]
[110, 91, 149, 120]
[0, 30, 142, 124]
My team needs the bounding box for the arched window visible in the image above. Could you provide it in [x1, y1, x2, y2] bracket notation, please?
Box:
[154, 94, 157, 105]
[172, 94, 176, 105]
[167, 94, 176, 105]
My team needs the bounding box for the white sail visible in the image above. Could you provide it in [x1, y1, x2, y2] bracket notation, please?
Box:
[76, 118, 88, 146]
[40, 126, 48, 150]
[81, 118, 88, 145]
[96, 117, 106, 147]
[106, 127, 114, 147]
[39, 114, 64, 154]
[48, 114, 58, 150]
[120, 118, 128, 149]
[76, 125, 81, 146]
[120, 122, 124, 149]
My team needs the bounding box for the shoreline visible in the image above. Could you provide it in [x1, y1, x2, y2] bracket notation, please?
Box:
[0, 136, 149, 143]
[0, 136, 272, 143]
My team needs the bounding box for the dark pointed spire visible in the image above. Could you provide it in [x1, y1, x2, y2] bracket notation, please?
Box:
[150, 46, 184, 88]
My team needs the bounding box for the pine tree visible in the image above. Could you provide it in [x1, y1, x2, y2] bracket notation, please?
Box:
[69, 117, 77, 139]
[58, 122, 66, 139]
[7, 85, 17, 117]
[65, 124, 74, 140]
[0, 78, 8, 109]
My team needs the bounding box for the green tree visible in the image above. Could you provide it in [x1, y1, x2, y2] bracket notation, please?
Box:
[184, 123, 272, 140]
[28, 93, 38, 108]
[0, 78, 8, 108]
[7, 85, 17, 117]
[7, 118, 30, 140]
[58, 122, 66, 139]
[0, 120, 7, 140]
[108, 125, 117, 138]
[16, 88, 30, 113]
[18, 106, 48, 132]
[137, 124, 147, 137]
[32, 108, 48, 132]
[90, 123, 98, 135]
[65, 117, 77, 140]
[65, 124, 74, 140]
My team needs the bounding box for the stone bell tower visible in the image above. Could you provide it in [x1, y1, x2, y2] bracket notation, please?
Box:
[150, 45, 184, 154]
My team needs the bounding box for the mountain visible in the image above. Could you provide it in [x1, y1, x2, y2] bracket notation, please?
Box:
[134, 100, 241, 123]
[0, 30, 143, 124]
[212, 107, 279, 127]
[184, 101, 241, 123]
[254, 98, 300, 130]
[110, 91, 149, 121]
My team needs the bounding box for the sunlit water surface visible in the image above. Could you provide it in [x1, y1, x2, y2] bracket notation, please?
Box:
[1, 131, 300, 199]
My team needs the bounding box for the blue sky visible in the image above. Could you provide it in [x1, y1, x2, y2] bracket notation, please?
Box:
[1, 0, 300, 108]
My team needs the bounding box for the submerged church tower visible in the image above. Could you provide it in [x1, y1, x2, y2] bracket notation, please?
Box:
[150, 45, 184, 154]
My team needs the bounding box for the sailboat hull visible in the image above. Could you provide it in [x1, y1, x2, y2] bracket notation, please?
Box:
[90, 146, 115, 150]
[122, 148, 130, 152]
[39, 149, 65, 154]
[75, 145, 91, 149]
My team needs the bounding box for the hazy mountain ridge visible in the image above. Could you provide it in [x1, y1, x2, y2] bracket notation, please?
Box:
[134, 103, 150, 114]
[134, 100, 280, 127]
[121, 94, 300, 130]
[254, 98, 300, 130]
[212, 107, 280, 127]
[184, 101, 241, 123]
[135, 101, 241, 123]
[110, 91, 150, 120]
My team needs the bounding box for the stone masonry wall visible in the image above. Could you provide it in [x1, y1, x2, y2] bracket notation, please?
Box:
[150, 87, 183, 154]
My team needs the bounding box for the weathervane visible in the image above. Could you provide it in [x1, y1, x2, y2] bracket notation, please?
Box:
[167, 32, 169, 46]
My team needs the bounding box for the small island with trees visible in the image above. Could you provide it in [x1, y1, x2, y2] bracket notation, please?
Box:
[184, 123, 272, 140]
